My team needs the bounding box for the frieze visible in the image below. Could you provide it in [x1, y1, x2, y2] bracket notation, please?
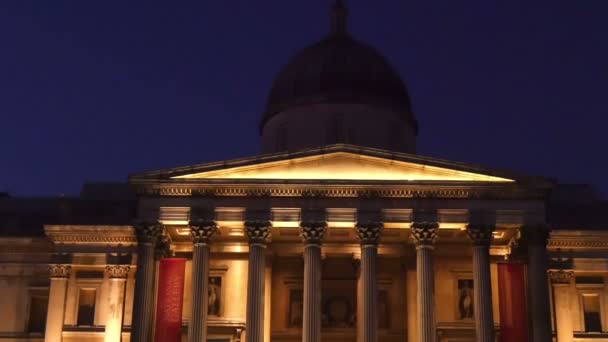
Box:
[134, 183, 544, 200]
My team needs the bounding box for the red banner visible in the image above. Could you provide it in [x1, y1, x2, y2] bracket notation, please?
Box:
[155, 258, 186, 342]
[498, 262, 529, 342]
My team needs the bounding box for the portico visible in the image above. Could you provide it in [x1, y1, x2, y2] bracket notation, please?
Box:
[120, 143, 554, 342]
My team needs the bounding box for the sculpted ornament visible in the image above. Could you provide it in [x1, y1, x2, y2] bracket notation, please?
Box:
[244, 221, 272, 246]
[300, 221, 327, 245]
[134, 222, 163, 244]
[548, 269, 574, 284]
[521, 224, 551, 246]
[49, 264, 71, 278]
[155, 233, 173, 258]
[189, 219, 218, 245]
[105, 265, 130, 279]
[466, 224, 494, 246]
[355, 221, 383, 246]
[411, 222, 439, 246]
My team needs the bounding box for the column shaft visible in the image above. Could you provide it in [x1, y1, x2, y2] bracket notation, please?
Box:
[467, 223, 495, 342]
[411, 221, 438, 342]
[300, 220, 326, 342]
[356, 259, 363, 342]
[246, 244, 267, 342]
[131, 243, 156, 342]
[45, 265, 71, 342]
[361, 245, 378, 342]
[417, 245, 436, 342]
[526, 228, 552, 342]
[302, 245, 322, 342]
[189, 243, 210, 342]
[472, 245, 495, 342]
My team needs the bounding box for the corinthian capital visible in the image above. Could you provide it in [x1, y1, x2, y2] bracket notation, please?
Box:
[189, 219, 218, 245]
[134, 222, 163, 245]
[244, 221, 272, 246]
[49, 264, 71, 278]
[466, 224, 494, 246]
[411, 222, 439, 246]
[355, 221, 383, 246]
[300, 221, 327, 246]
[105, 265, 130, 279]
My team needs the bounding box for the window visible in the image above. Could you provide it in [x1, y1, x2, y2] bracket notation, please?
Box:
[583, 295, 602, 332]
[27, 295, 48, 333]
[77, 288, 96, 326]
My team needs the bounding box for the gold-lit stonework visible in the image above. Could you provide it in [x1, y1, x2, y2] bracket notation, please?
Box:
[172, 152, 514, 182]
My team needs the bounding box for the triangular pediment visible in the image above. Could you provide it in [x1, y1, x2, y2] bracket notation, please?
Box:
[171, 151, 513, 182]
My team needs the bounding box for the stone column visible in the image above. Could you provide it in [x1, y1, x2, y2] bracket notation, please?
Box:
[524, 225, 552, 342]
[104, 265, 130, 342]
[467, 224, 495, 342]
[355, 221, 383, 342]
[353, 257, 363, 342]
[131, 223, 163, 342]
[188, 219, 218, 342]
[245, 221, 272, 342]
[549, 270, 574, 342]
[411, 222, 438, 342]
[45, 264, 71, 342]
[299, 221, 327, 342]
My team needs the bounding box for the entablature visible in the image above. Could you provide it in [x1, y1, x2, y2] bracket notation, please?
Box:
[44, 225, 136, 246]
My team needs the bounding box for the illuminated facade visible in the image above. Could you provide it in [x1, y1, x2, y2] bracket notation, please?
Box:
[1, 2, 607, 342]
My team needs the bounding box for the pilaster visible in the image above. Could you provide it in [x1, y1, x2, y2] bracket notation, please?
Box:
[45, 264, 71, 342]
[549, 270, 574, 342]
[104, 265, 130, 342]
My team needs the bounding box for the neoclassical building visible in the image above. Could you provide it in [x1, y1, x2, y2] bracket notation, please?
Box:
[1, 2, 607, 342]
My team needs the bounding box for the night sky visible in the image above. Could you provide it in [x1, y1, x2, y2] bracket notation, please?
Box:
[1, 1, 607, 197]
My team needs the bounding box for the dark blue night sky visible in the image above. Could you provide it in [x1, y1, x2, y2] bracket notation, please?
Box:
[1, 1, 607, 196]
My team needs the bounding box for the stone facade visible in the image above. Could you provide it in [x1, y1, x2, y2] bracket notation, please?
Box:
[1, 3, 607, 342]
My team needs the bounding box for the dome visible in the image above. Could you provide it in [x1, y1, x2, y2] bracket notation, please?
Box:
[260, 1, 418, 154]
[261, 35, 417, 131]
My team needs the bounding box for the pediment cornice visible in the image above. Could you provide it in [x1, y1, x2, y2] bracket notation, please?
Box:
[129, 144, 553, 200]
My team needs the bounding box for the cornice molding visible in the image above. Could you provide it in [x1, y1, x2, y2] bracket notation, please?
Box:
[44, 225, 136, 246]
[548, 239, 608, 249]
[548, 231, 608, 249]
